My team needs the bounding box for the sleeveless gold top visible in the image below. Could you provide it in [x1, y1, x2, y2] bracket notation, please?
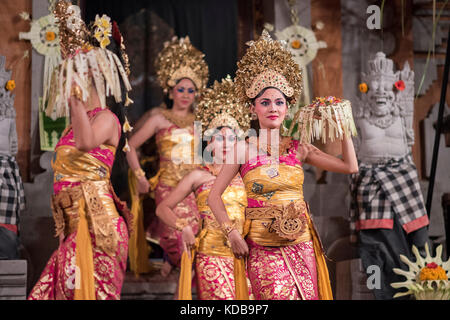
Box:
[240, 139, 312, 247]
[151, 124, 199, 188]
[194, 170, 247, 257]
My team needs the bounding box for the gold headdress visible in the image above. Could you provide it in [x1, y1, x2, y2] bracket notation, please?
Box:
[235, 30, 302, 107]
[47, 1, 133, 119]
[155, 36, 209, 94]
[196, 76, 250, 137]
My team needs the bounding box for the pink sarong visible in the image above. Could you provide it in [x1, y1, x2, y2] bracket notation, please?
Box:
[246, 239, 318, 300]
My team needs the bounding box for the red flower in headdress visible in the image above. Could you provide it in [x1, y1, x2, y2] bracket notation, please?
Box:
[112, 21, 122, 46]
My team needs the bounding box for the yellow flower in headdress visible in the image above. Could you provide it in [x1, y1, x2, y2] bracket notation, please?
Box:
[5, 80, 16, 91]
[93, 14, 112, 49]
[94, 14, 111, 31]
[100, 37, 111, 49]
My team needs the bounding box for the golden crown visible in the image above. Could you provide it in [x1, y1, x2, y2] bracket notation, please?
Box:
[196, 76, 250, 136]
[54, 0, 92, 58]
[155, 36, 209, 94]
[235, 30, 302, 107]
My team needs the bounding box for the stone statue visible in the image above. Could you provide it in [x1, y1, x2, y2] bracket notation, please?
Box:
[0, 55, 25, 260]
[350, 52, 429, 300]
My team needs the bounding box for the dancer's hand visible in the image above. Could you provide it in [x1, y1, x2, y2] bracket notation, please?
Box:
[296, 143, 317, 162]
[181, 225, 196, 259]
[228, 229, 249, 259]
[137, 176, 150, 194]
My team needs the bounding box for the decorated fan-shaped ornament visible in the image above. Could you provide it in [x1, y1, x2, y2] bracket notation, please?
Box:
[275, 25, 326, 106]
[391, 243, 450, 300]
[275, 24, 327, 68]
[289, 96, 357, 144]
[19, 14, 61, 114]
[271, 0, 327, 107]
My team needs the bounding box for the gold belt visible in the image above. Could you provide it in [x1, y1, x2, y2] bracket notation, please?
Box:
[51, 180, 119, 256]
[197, 228, 234, 257]
[245, 201, 309, 241]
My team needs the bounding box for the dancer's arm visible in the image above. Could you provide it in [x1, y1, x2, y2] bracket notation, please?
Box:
[126, 113, 165, 194]
[156, 170, 206, 254]
[70, 96, 119, 151]
[299, 136, 358, 174]
[208, 142, 249, 258]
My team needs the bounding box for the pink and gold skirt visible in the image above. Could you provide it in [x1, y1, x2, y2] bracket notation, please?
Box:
[28, 217, 128, 300]
[246, 239, 318, 300]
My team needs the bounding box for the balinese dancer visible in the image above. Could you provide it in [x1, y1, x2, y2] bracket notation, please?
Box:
[156, 77, 253, 300]
[126, 36, 208, 277]
[208, 30, 359, 300]
[29, 1, 133, 300]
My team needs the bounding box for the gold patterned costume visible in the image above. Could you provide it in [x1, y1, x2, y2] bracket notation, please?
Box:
[230, 30, 333, 300]
[177, 76, 252, 300]
[190, 172, 252, 300]
[29, 108, 131, 300]
[128, 36, 209, 273]
[29, 1, 133, 300]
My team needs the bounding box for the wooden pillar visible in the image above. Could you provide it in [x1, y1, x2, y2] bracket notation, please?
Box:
[410, 1, 450, 179]
[0, 0, 32, 182]
[310, 0, 343, 158]
[310, 0, 343, 99]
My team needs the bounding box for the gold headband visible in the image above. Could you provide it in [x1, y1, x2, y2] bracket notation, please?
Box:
[246, 69, 294, 99]
[167, 65, 202, 90]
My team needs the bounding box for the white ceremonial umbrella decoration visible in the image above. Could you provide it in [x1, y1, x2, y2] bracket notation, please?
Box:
[19, 13, 61, 120]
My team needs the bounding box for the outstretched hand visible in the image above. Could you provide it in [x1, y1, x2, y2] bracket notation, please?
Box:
[296, 143, 318, 162]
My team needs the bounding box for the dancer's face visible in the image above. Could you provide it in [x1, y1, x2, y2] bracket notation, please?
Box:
[251, 88, 288, 130]
[209, 127, 237, 164]
[171, 78, 196, 110]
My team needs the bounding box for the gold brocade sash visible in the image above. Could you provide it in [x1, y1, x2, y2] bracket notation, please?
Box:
[127, 169, 152, 276]
[178, 249, 195, 300]
[233, 201, 334, 300]
[196, 226, 234, 258]
[51, 180, 120, 300]
[245, 201, 311, 246]
[51, 180, 119, 256]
